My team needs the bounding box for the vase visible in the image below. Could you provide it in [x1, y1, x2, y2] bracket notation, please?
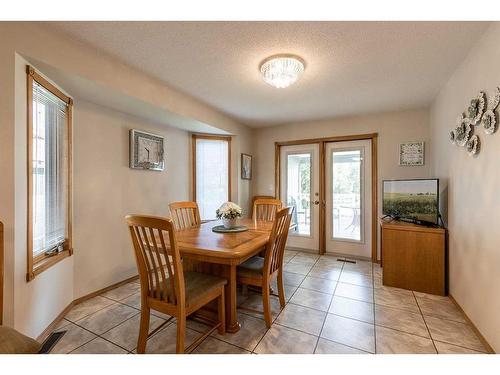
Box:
[222, 218, 237, 229]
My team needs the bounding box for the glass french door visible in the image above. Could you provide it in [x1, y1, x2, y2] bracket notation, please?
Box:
[280, 144, 320, 251]
[325, 140, 372, 258]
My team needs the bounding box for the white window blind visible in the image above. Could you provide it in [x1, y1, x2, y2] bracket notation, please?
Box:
[32, 81, 69, 257]
[195, 138, 229, 220]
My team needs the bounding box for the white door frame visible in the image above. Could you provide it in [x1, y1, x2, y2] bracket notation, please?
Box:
[279, 144, 320, 251]
[275, 133, 378, 262]
[325, 140, 372, 258]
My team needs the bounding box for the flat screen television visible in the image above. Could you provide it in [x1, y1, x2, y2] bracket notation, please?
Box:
[382, 179, 439, 225]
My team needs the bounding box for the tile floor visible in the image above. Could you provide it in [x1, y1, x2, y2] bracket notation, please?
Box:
[50, 250, 489, 354]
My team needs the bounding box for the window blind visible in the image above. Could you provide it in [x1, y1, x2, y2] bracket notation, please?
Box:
[195, 138, 229, 220]
[32, 81, 69, 257]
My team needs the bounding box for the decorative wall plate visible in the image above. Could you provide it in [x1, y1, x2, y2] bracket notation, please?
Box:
[455, 117, 472, 147]
[466, 135, 480, 156]
[468, 92, 486, 125]
[482, 109, 497, 135]
[490, 87, 500, 109]
[449, 130, 456, 144]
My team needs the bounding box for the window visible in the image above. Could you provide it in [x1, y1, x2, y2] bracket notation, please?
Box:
[27, 66, 73, 281]
[192, 135, 231, 220]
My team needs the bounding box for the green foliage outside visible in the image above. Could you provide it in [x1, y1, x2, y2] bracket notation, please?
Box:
[383, 192, 438, 222]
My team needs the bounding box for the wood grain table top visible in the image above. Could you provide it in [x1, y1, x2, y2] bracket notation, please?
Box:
[175, 219, 274, 264]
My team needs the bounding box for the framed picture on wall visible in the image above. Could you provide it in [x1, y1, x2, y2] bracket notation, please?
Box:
[399, 141, 425, 166]
[241, 153, 252, 180]
[129, 129, 165, 171]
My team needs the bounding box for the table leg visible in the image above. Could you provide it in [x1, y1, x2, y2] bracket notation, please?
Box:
[225, 264, 240, 333]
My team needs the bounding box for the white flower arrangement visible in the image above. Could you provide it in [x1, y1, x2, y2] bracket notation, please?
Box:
[216, 202, 243, 220]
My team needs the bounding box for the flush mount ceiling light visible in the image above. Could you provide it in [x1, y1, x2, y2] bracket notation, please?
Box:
[259, 54, 305, 88]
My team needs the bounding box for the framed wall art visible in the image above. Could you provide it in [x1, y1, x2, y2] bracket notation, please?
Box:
[241, 153, 252, 180]
[399, 141, 424, 166]
[129, 129, 165, 171]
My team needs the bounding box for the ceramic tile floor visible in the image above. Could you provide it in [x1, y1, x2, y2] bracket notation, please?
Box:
[50, 250, 490, 354]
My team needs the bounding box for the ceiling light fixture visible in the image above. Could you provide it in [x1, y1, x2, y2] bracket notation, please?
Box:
[259, 54, 305, 89]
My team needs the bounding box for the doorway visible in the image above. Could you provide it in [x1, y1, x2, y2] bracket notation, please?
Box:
[325, 140, 372, 258]
[276, 134, 378, 261]
[279, 144, 320, 251]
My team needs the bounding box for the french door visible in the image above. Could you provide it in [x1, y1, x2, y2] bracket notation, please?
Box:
[280, 144, 320, 251]
[325, 140, 372, 258]
[279, 138, 374, 259]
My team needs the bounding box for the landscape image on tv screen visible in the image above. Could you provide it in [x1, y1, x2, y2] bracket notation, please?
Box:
[383, 179, 438, 224]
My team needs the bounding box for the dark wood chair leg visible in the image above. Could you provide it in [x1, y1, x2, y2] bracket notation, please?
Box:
[277, 271, 286, 308]
[137, 306, 150, 354]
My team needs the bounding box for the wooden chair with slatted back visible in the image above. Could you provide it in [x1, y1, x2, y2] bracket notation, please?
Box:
[169, 201, 201, 231]
[237, 207, 293, 328]
[126, 215, 226, 354]
[252, 198, 283, 222]
[251, 195, 274, 209]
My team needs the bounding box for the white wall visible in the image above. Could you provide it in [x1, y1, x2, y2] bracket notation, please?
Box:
[430, 23, 500, 352]
[253, 109, 432, 258]
[0, 22, 253, 338]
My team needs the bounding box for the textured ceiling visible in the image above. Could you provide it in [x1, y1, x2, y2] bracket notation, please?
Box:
[46, 21, 489, 127]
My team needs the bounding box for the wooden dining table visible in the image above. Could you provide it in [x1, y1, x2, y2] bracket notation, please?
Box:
[174, 218, 276, 333]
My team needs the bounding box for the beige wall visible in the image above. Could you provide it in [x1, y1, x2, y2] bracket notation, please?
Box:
[430, 23, 500, 352]
[0, 22, 253, 338]
[72, 101, 191, 298]
[253, 109, 432, 258]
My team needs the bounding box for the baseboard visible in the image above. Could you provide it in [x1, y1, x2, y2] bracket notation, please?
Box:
[36, 302, 74, 342]
[73, 274, 139, 305]
[449, 294, 495, 354]
[36, 274, 139, 342]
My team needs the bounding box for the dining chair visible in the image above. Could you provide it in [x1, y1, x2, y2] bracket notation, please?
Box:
[252, 198, 283, 222]
[251, 195, 275, 209]
[169, 201, 201, 231]
[237, 207, 293, 328]
[126, 215, 226, 354]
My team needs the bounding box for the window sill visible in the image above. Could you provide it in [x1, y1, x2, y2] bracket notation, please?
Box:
[27, 248, 73, 282]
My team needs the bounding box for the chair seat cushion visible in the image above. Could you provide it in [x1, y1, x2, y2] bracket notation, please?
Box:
[153, 271, 227, 307]
[237, 256, 265, 279]
[0, 326, 41, 354]
[183, 271, 227, 307]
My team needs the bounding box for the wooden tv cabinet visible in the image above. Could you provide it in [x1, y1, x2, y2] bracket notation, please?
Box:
[380, 219, 446, 296]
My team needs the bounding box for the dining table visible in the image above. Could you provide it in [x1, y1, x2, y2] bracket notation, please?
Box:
[174, 218, 277, 333]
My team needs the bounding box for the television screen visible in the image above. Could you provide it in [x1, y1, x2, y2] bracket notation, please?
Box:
[383, 179, 439, 225]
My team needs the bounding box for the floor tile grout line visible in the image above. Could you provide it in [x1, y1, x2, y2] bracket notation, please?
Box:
[431, 339, 488, 354]
[65, 284, 140, 324]
[412, 290, 438, 354]
[101, 292, 140, 304]
[416, 301, 487, 353]
[71, 331, 135, 354]
[317, 336, 374, 354]
[60, 316, 137, 354]
[252, 252, 321, 354]
[272, 320, 323, 339]
[241, 250, 306, 354]
[374, 323, 435, 341]
[65, 300, 120, 325]
[70, 310, 141, 339]
[313, 257, 345, 354]
[206, 334, 254, 353]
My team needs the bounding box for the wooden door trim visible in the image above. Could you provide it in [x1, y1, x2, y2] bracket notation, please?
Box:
[0, 221, 3, 325]
[275, 133, 378, 262]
